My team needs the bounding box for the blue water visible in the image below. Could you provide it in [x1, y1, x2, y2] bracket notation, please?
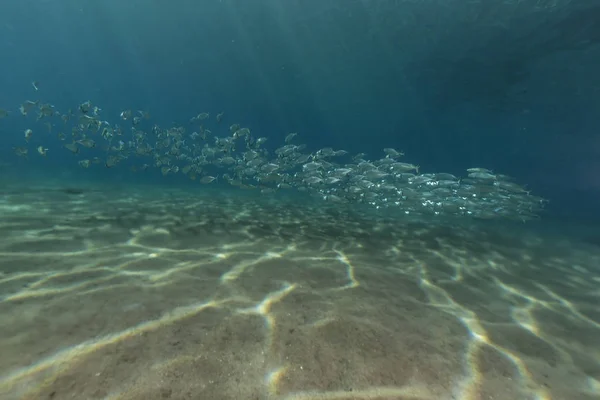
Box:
[1, 0, 599, 222]
[2, 3, 600, 399]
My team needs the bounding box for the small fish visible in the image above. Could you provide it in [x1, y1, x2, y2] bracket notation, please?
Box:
[495, 181, 528, 194]
[284, 133, 297, 143]
[467, 167, 493, 174]
[216, 112, 224, 122]
[79, 101, 92, 114]
[120, 110, 132, 120]
[77, 138, 96, 148]
[78, 159, 91, 168]
[37, 146, 48, 156]
[19, 100, 38, 116]
[105, 156, 120, 168]
[64, 142, 79, 154]
[24, 129, 33, 142]
[31, 81, 39, 91]
[390, 162, 419, 174]
[468, 172, 496, 181]
[37, 103, 55, 119]
[233, 128, 250, 139]
[13, 147, 28, 158]
[199, 175, 217, 184]
[383, 148, 404, 158]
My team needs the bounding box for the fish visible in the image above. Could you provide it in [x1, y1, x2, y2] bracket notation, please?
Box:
[284, 133, 297, 143]
[24, 129, 33, 142]
[64, 142, 79, 154]
[191, 112, 209, 123]
[19, 100, 38, 116]
[383, 148, 404, 158]
[200, 175, 217, 184]
[2, 89, 547, 222]
[79, 101, 92, 114]
[77, 138, 96, 148]
[120, 110, 132, 120]
[13, 147, 28, 158]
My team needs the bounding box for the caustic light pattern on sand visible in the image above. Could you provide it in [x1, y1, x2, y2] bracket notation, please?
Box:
[0, 190, 598, 399]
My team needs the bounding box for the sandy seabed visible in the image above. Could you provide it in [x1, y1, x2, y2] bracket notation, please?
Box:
[0, 182, 599, 400]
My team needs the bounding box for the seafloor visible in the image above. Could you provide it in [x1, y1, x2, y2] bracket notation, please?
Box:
[0, 179, 599, 400]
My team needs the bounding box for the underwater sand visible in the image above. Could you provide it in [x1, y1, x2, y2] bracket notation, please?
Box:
[0, 181, 599, 400]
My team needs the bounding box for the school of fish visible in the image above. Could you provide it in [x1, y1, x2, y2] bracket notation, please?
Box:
[1, 95, 547, 222]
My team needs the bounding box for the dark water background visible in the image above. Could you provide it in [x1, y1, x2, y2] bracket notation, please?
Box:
[1, 0, 599, 222]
